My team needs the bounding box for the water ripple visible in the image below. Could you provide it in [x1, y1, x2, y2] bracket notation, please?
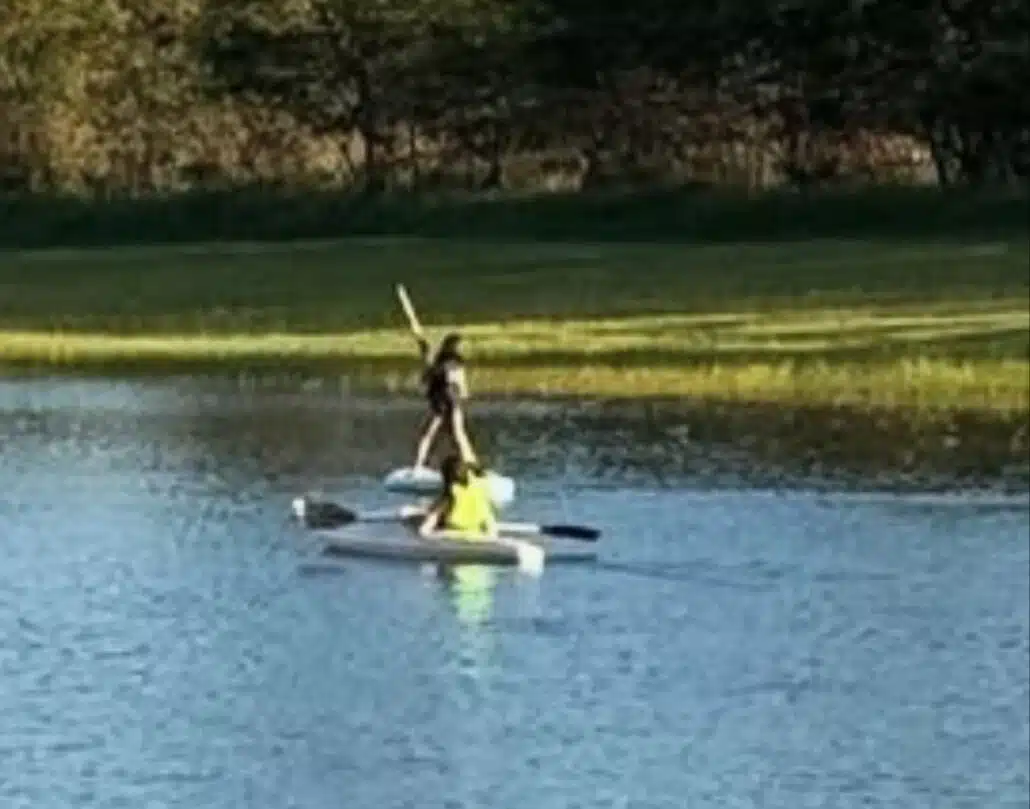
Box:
[0, 378, 1026, 809]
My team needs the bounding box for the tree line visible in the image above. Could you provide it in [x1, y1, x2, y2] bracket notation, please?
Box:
[2, 0, 1027, 196]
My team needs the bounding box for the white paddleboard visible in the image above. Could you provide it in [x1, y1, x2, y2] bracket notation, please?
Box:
[383, 466, 516, 508]
[317, 528, 595, 567]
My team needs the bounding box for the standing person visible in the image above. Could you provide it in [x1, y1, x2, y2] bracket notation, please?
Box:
[412, 330, 478, 470]
[395, 283, 479, 470]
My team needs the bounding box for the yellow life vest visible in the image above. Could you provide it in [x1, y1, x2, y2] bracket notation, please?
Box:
[444, 474, 495, 538]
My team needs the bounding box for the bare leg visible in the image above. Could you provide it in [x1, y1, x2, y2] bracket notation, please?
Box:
[448, 407, 478, 465]
[414, 414, 442, 469]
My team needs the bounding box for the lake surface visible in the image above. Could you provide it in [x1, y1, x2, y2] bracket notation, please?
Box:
[1, 377, 1027, 809]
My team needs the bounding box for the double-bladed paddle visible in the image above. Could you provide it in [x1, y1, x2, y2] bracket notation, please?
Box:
[291, 496, 601, 541]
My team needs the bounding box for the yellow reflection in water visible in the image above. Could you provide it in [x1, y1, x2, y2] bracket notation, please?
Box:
[437, 564, 496, 626]
[430, 563, 500, 683]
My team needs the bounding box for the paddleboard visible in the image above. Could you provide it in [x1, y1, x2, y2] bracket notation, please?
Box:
[383, 466, 516, 508]
[317, 528, 595, 566]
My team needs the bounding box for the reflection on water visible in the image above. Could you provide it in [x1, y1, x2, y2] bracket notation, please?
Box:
[0, 376, 1027, 809]
[437, 565, 497, 628]
[437, 566, 500, 690]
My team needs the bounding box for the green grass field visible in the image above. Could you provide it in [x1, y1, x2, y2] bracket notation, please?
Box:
[1, 238, 1027, 416]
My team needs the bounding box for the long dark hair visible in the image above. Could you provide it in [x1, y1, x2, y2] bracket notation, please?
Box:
[432, 332, 463, 368]
[440, 454, 469, 488]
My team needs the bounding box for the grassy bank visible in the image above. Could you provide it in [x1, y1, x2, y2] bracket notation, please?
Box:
[0, 186, 1027, 249]
[1, 237, 1027, 418]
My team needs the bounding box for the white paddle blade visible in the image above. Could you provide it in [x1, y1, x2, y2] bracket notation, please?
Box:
[508, 539, 545, 576]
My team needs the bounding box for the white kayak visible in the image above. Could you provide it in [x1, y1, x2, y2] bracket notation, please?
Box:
[383, 466, 516, 509]
[315, 527, 596, 567]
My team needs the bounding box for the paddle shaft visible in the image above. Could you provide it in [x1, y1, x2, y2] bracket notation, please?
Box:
[370, 512, 596, 541]
[305, 501, 599, 541]
[500, 521, 600, 541]
[396, 283, 424, 338]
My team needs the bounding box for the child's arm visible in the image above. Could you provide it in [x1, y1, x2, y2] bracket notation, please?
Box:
[418, 499, 445, 537]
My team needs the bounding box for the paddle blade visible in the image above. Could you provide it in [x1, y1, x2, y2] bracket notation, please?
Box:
[292, 497, 358, 530]
[540, 523, 600, 541]
[510, 539, 545, 576]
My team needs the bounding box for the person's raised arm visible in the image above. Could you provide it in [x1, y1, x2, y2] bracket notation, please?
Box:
[415, 334, 431, 367]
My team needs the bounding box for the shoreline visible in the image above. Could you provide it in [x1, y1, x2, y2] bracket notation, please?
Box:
[2, 367, 1026, 493]
[2, 224, 1026, 492]
[0, 346, 1026, 414]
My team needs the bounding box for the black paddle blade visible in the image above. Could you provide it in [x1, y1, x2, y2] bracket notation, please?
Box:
[541, 523, 601, 541]
[295, 497, 358, 530]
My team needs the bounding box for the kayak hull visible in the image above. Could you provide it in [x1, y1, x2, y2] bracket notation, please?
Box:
[383, 466, 516, 509]
[317, 529, 596, 566]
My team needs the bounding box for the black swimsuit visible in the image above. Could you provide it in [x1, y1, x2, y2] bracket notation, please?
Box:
[424, 355, 463, 416]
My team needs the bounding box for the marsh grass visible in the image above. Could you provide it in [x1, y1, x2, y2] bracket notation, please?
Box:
[1, 238, 1027, 418]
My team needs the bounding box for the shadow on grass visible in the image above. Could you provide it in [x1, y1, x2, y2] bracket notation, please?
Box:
[1, 186, 1028, 250]
[1, 228, 1027, 339]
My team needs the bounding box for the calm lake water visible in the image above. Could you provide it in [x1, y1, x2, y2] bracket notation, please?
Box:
[1, 377, 1027, 809]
